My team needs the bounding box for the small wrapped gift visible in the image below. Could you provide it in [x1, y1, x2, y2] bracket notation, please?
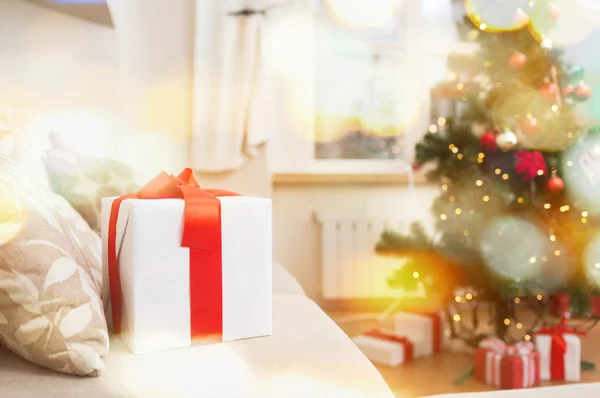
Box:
[550, 292, 571, 317]
[101, 168, 272, 354]
[551, 292, 600, 317]
[474, 338, 540, 389]
[352, 329, 413, 367]
[394, 311, 446, 357]
[534, 319, 585, 381]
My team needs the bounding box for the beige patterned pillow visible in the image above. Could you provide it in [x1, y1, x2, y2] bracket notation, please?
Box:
[0, 156, 108, 376]
[44, 132, 139, 233]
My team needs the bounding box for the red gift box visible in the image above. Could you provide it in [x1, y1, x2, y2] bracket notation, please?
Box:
[551, 292, 600, 317]
[474, 338, 540, 389]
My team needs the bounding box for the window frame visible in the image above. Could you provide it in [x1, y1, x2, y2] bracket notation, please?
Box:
[269, 0, 474, 178]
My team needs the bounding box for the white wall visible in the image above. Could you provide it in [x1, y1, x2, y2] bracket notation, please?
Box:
[273, 183, 439, 301]
[0, 0, 272, 196]
[0, 0, 118, 155]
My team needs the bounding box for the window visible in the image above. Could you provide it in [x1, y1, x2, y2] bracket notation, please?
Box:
[313, 1, 405, 161]
[268, 0, 471, 177]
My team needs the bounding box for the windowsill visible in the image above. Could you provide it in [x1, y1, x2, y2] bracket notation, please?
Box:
[272, 173, 430, 185]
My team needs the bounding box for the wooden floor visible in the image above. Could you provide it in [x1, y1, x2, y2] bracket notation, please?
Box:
[329, 309, 600, 397]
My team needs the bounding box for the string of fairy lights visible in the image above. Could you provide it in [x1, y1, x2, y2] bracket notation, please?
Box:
[438, 287, 546, 342]
[419, 6, 596, 338]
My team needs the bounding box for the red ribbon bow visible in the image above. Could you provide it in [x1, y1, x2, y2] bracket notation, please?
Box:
[535, 317, 586, 379]
[515, 151, 548, 181]
[108, 168, 239, 336]
[479, 337, 535, 357]
[536, 317, 586, 356]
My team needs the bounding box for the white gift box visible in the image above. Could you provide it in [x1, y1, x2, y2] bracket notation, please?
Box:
[101, 196, 272, 354]
[394, 311, 446, 357]
[535, 333, 581, 382]
[352, 334, 413, 367]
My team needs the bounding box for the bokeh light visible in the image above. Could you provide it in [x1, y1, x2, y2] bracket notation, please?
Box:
[488, 86, 542, 125]
[313, 43, 406, 143]
[528, 240, 571, 293]
[0, 183, 23, 246]
[0, 158, 26, 246]
[488, 84, 579, 151]
[528, 0, 596, 46]
[465, 0, 530, 32]
[264, 10, 314, 79]
[563, 133, 600, 215]
[262, 373, 390, 398]
[107, 342, 249, 397]
[326, 0, 399, 29]
[264, 8, 315, 142]
[584, 233, 600, 289]
[480, 217, 547, 281]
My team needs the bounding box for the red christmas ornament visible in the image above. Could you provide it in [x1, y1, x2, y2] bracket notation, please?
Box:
[509, 52, 527, 69]
[540, 83, 559, 100]
[515, 151, 548, 181]
[521, 118, 540, 135]
[545, 175, 565, 194]
[412, 163, 424, 171]
[480, 131, 498, 151]
[562, 84, 575, 97]
[575, 82, 592, 100]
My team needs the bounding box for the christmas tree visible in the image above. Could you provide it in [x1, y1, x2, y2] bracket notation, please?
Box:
[377, 6, 600, 343]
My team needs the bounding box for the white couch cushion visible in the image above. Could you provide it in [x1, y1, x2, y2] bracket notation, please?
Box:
[0, 294, 392, 398]
[273, 262, 305, 295]
[425, 383, 600, 398]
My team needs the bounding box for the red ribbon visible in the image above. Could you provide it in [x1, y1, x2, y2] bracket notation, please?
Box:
[479, 337, 535, 357]
[107, 168, 239, 338]
[427, 313, 442, 352]
[409, 312, 442, 352]
[365, 329, 413, 361]
[535, 318, 586, 380]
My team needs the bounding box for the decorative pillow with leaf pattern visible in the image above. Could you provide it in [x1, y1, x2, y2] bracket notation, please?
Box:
[0, 156, 108, 376]
[44, 131, 139, 233]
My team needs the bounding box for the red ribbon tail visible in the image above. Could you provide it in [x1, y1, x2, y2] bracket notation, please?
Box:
[179, 184, 224, 339]
[550, 334, 566, 379]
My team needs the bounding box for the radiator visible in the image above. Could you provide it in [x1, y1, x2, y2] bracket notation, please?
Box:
[316, 214, 411, 299]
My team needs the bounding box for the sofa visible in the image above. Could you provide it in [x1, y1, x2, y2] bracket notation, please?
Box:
[426, 384, 600, 398]
[1, 116, 599, 398]
[0, 263, 395, 398]
[3, 264, 599, 398]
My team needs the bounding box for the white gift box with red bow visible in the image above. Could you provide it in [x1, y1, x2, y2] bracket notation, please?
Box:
[534, 320, 584, 382]
[352, 329, 414, 367]
[394, 311, 446, 357]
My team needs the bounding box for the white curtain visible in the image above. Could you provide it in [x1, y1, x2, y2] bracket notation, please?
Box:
[192, 0, 273, 172]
